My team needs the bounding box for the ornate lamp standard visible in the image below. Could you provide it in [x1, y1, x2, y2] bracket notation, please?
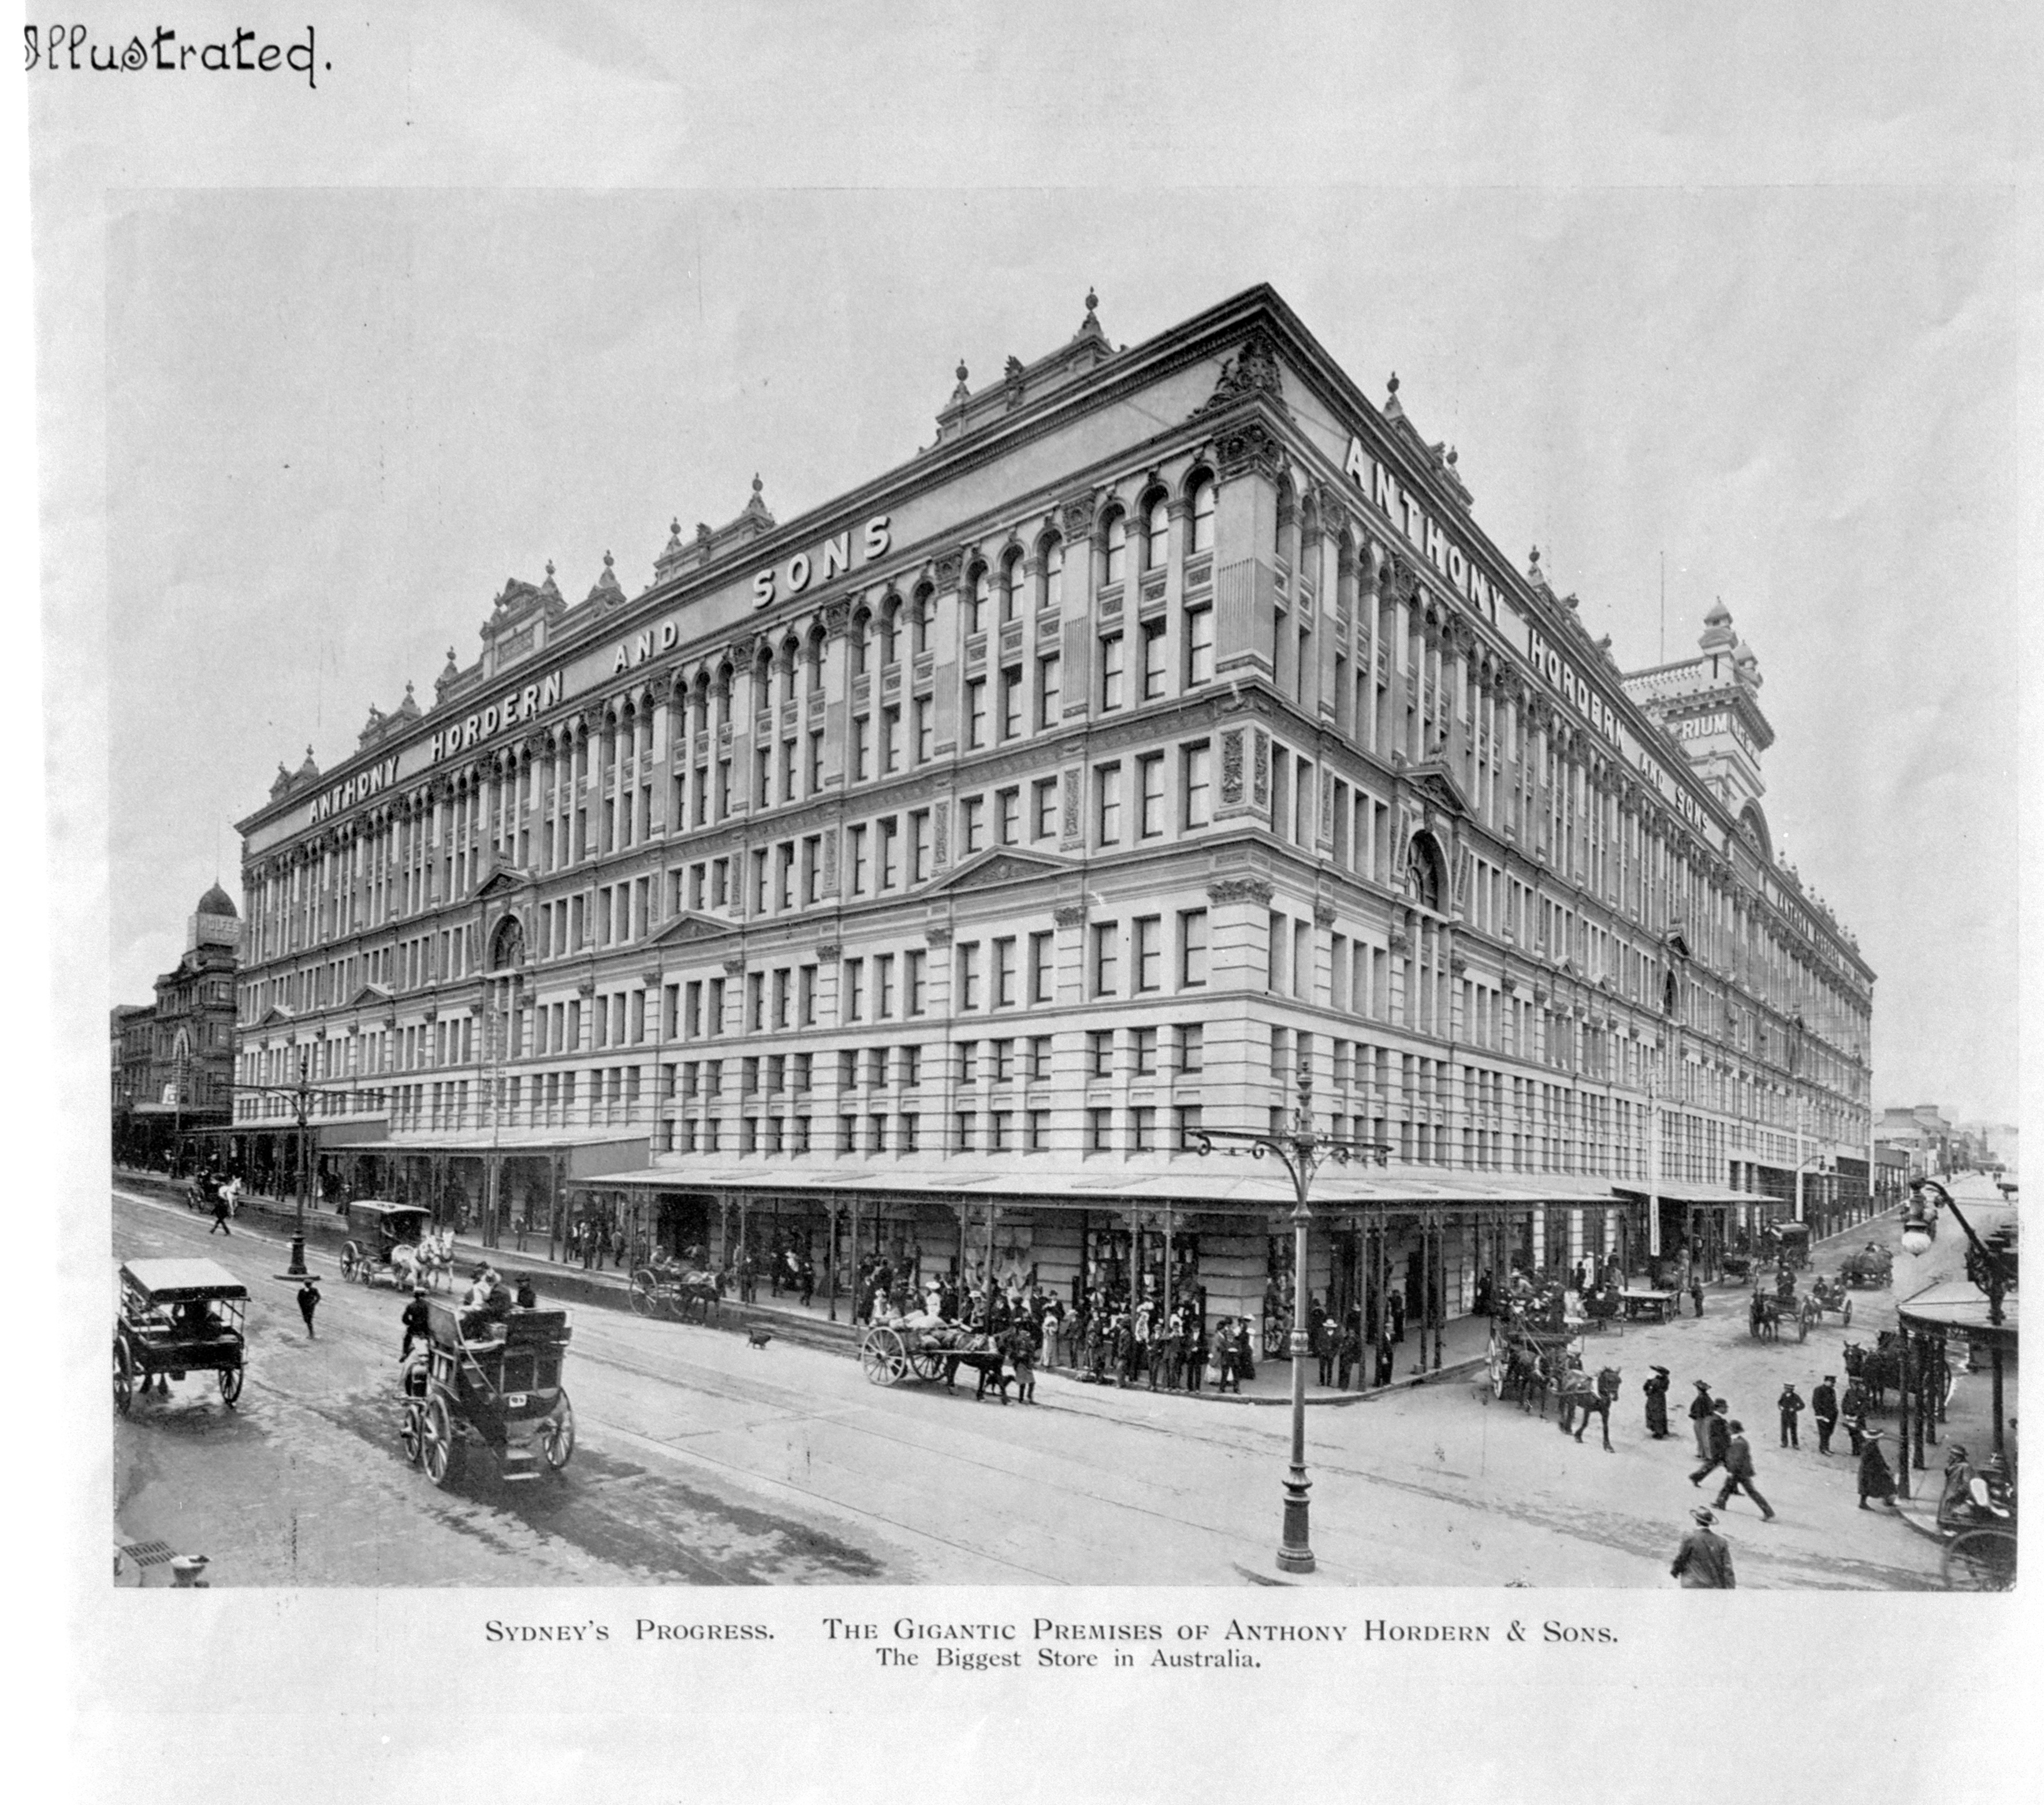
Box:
[1193, 1066, 1390, 1575]
[1900, 1177, 2017, 1457]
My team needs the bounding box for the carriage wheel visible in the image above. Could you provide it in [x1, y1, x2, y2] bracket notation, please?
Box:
[399, 1399, 425, 1465]
[218, 1363, 244, 1407]
[113, 1340, 134, 1416]
[628, 1271, 655, 1317]
[1490, 1360, 1507, 1400]
[421, 1397, 461, 1487]
[860, 1327, 909, 1385]
[340, 1244, 360, 1281]
[910, 1351, 947, 1382]
[1841, 1301, 1852, 1327]
[543, 1396, 576, 1472]
[1942, 1529, 2016, 1591]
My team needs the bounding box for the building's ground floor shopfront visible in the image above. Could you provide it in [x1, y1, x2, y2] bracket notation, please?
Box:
[561, 1161, 1789, 1354]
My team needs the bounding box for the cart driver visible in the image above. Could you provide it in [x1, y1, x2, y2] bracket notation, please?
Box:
[173, 1299, 219, 1339]
[400, 1286, 433, 1359]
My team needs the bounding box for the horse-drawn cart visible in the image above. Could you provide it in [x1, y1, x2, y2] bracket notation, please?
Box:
[859, 1322, 1008, 1394]
[1805, 1274, 1853, 1327]
[113, 1259, 248, 1415]
[627, 1262, 725, 1323]
[1748, 1288, 1814, 1342]
[1839, 1243, 1894, 1289]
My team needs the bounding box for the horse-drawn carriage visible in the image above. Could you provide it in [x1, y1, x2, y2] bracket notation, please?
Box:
[859, 1321, 1010, 1396]
[1485, 1313, 1620, 1448]
[1805, 1274, 1853, 1326]
[1935, 1449, 2017, 1591]
[113, 1258, 248, 1415]
[1838, 1243, 1894, 1289]
[399, 1297, 575, 1487]
[1748, 1287, 1814, 1342]
[1763, 1221, 1814, 1271]
[341, 1200, 448, 1291]
[627, 1259, 726, 1323]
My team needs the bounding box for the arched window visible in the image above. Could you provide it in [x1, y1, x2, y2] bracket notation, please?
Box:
[1144, 494, 1170, 572]
[1001, 550, 1026, 625]
[1406, 836, 1443, 913]
[967, 564, 991, 636]
[489, 914, 526, 971]
[1039, 536, 1063, 612]
[880, 595, 901, 665]
[911, 583, 933, 656]
[713, 666, 732, 728]
[1275, 478, 1295, 562]
[1103, 510, 1127, 586]
[850, 608, 872, 675]
[806, 627, 826, 693]
[1189, 474, 1215, 554]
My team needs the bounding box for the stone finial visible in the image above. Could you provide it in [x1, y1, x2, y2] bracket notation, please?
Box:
[603, 550, 614, 570]
[1384, 371, 1405, 420]
[950, 358, 971, 405]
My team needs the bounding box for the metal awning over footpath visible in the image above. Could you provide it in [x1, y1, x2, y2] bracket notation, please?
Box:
[338, 1133, 650, 1178]
[1610, 1181, 1779, 1208]
[1897, 1278, 2020, 1355]
[585, 1157, 1630, 1218]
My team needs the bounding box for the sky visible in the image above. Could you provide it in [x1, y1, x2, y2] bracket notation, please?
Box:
[66, 5, 2032, 1131]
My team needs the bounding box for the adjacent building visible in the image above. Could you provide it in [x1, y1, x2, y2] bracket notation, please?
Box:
[110, 884, 243, 1167]
[228, 284, 1877, 1342]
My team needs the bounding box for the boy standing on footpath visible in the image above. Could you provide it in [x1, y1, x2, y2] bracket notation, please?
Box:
[1778, 1383, 1806, 1449]
[296, 1276, 322, 1339]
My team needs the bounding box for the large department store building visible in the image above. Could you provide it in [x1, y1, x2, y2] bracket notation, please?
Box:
[228, 284, 1876, 1345]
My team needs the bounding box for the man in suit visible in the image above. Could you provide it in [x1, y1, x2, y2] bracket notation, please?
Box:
[1811, 1375, 1840, 1454]
[1670, 1506, 1736, 1587]
[1688, 1379, 1717, 1458]
[1712, 1420, 1777, 1520]
[1691, 1400, 1732, 1486]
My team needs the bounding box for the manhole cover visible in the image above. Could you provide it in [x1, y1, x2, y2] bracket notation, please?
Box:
[121, 1540, 177, 1568]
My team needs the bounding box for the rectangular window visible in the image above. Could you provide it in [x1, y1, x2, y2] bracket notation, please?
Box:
[776, 842, 796, 911]
[999, 788, 1022, 846]
[1132, 1105, 1156, 1152]
[959, 1039, 980, 1084]
[1133, 1027, 1157, 1076]
[1179, 909, 1209, 987]
[958, 942, 982, 1010]
[1091, 922, 1120, 997]
[750, 848, 769, 915]
[780, 737, 797, 804]
[1178, 1023, 1204, 1074]
[849, 825, 870, 896]
[1087, 1107, 1112, 1153]
[955, 1111, 978, 1153]
[1141, 618, 1168, 699]
[1032, 779, 1058, 841]
[989, 1110, 1012, 1154]
[1174, 1104, 1203, 1150]
[1026, 1110, 1049, 1152]
[746, 970, 764, 1032]
[881, 705, 901, 774]
[966, 679, 988, 749]
[801, 834, 821, 905]
[1185, 604, 1215, 686]
[1027, 930, 1054, 1004]
[1037, 653, 1061, 730]
[878, 816, 900, 890]
[905, 948, 926, 1016]
[1000, 666, 1023, 739]
[1096, 763, 1122, 845]
[852, 715, 871, 782]
[913, 696, 933, 764]
[799, 964, 817, 1026]
[993, 937, 1018, 1008]
[1182, 743, 1211, 829]
[1134, 916, 1161, 992]
[963, 796, 986, 854]
[1099, 633, 1125, 710]
[1027, 1035, 1053, 1083]
[845, 958, 866, 1021]
[991, 1038, 1014, 1084]
[875, 953, 896, 1019]
[911, 810, 933, 883]
[1087, 1030, 1113, 1079]
[1138, 753, 1164, 837]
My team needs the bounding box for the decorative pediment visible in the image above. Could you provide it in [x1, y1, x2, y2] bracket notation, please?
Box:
[646, 911, 736, 949]
[938, 848, 1067, 894]
[475, 862, 535, 898]
[1402, 758, 1470, 821]
[347, 983, 393, 1009]
[255, 1005, 296, 1029]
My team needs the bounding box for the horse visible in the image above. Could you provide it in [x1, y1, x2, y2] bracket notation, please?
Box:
[1556, 1366, 1622, 1450]
[1843, 1334, 1902, 1408]
[1512, 1348, 1561, 1419]
[672, 1266, 728, 1325]
[1749, 1292, 1781, 1341]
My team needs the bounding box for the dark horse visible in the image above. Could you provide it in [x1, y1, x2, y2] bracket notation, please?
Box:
[673, 1266, 730, 1325]
[1749, 1292, 1782, 1341]
[1556, 1366, 1623, 1450]
[1843, 1333, 1902, 1408]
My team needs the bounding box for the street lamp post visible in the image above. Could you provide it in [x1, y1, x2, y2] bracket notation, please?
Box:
[1193, 1068, 1390, 1575]
[1900, 1177, 2016, 1458]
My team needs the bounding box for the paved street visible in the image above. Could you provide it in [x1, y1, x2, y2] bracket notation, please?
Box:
[113, 1187, 1962, 1588]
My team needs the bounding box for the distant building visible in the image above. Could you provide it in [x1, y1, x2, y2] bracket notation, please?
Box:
[111, 884, 243, 1168]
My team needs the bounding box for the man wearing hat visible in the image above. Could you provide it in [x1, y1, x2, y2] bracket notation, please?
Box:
[1670, 1506, 1736, 1587]
[1811, 1375, 1840, 1455]
[400, 1285, 433, 1360]
[1857, 1427, 1899, 1509]
[1691, 1400, 1732, 1486]
[1712, 1420, 1776, 1520]
[1688, 1379, 1717, 1459]
[1643, 1366, 1672, 1439]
